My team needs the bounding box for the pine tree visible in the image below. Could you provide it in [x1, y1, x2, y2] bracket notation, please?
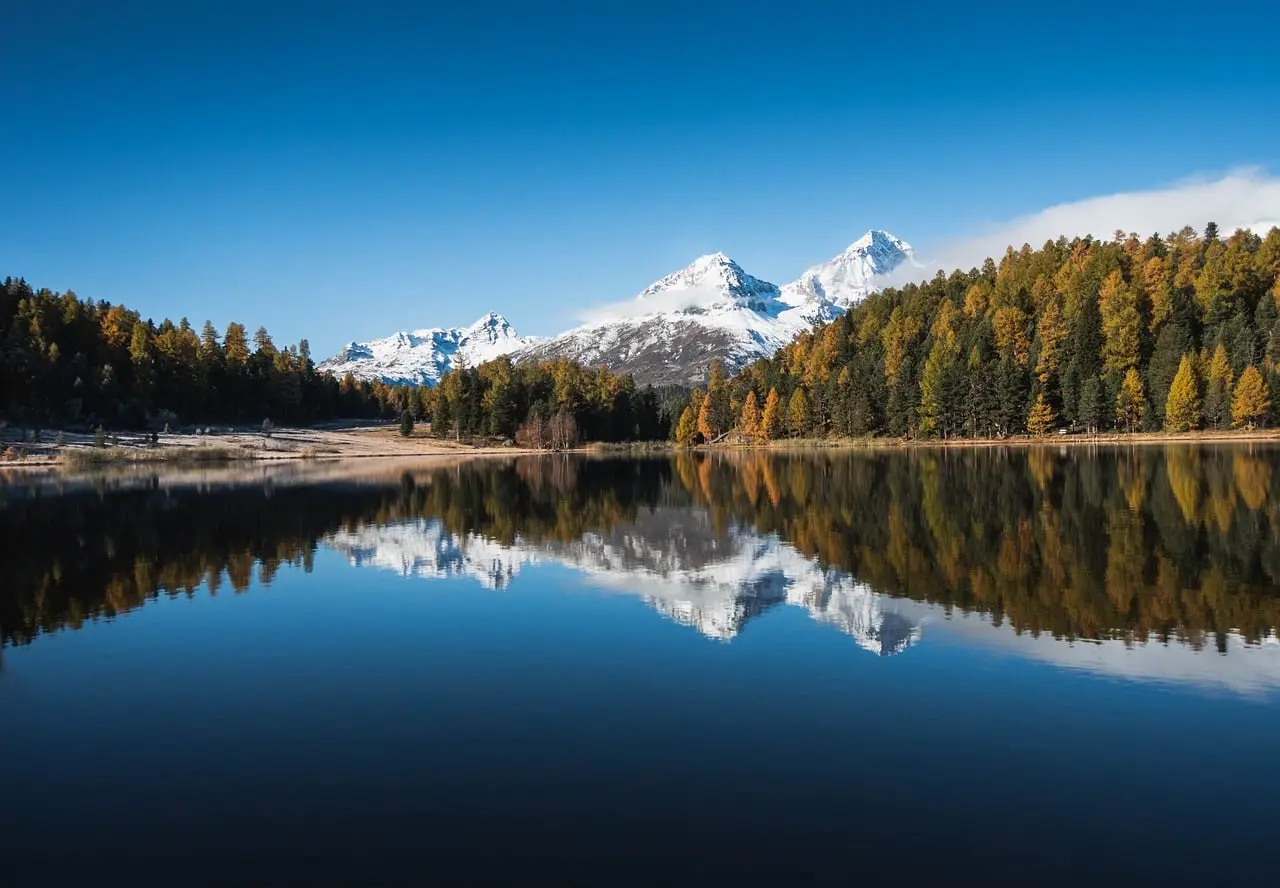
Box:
[1202, 343, 1234, 428]
[1078, 376, 1104, 434]
[1026, 394, 1056, 436]
[761, 387, 783, 440]
[1146, 322, 1193, 425]
[1164, 355, 1202, 432]
[433, 389, 453, 439]
[399, 409, 415, 438]
[1232, 365, 1271, 428]
[1115, 369, 1146, 433]
[739, 390, 762, 442]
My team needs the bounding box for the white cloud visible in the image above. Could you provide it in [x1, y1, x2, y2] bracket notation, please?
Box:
[577, 168, 1280, 323]
[578, 283, 726, 325]
[887, 168, 1280, 287]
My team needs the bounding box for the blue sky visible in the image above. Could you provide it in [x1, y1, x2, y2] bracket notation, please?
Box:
[4, 0, 1279, 355]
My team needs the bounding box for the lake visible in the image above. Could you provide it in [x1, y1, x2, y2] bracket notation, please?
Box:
[3, 446, 1279, 885]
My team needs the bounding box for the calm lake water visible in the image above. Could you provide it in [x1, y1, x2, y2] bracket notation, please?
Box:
[3, 446, 1279, 885]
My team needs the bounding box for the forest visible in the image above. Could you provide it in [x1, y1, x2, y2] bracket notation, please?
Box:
[0, 278, 670, 443]
[6, 222, 1280, 446]
[675, 223, 1280, 442]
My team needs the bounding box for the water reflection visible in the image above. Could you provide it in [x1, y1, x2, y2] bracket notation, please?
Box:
[3, 446, 1279, 689]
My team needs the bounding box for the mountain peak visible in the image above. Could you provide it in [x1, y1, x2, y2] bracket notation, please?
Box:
[847, 229, 913, 256]
[467, 311, 511, 331]
[780, 229, 913, 310]
[635, 250, 776, 306]
[318, 312, 533, 386]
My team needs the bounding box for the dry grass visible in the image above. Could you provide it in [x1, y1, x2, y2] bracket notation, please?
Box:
[63, 445, 253, 467]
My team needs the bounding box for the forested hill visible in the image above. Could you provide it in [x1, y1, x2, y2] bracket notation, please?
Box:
[673, 224, 1280, 442]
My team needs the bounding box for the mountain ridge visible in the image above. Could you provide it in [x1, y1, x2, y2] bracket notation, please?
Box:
[319, 230, 914, 387]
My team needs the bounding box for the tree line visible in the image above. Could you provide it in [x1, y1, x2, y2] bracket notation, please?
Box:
[0, 278, 392, 428]
[0, 278, 674, 439]
[673, 223, 1280, 442]
[387, 356, 673, 445]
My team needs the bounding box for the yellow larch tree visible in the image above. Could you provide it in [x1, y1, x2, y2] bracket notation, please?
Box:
[1232, 366, 1271, 429]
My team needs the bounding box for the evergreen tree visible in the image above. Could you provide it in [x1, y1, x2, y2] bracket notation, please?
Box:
[399, 409, 415, 438]
[1202, 344, 1234, 428]
[1078, 376, 1104, 434]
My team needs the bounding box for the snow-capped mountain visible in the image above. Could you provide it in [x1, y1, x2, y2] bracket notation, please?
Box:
[325, 507, 925, 656]
[318, 231, 913, 387]
[780, 229, 915, 309]
[519, 231, 913, 385]
[317, 312, 536, 386]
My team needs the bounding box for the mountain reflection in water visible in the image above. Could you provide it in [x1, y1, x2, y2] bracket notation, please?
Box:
[3, 446, 1279, 690]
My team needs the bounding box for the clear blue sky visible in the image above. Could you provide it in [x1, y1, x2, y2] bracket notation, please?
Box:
[4, 0, 1278, 356]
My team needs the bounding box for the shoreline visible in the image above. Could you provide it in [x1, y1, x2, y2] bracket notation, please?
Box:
[5, 423, 1280, 474]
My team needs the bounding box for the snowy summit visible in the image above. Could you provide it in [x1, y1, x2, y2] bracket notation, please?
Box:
[317, 312, 536, 386]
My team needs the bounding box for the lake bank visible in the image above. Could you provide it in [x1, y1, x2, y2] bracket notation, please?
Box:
[0, 422, 545, 470]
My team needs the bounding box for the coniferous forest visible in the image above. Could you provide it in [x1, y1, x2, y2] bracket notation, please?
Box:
[5, 223, 1280, 445]
[677, 224, 1280, 443]
[0, 279, 671, 443]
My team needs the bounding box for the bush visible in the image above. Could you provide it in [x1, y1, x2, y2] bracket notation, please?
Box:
[399, 409, 415, 438]
[94, 426, 107, 448]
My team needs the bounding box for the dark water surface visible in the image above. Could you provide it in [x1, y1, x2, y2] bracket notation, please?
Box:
[3, 446, 1279, 885]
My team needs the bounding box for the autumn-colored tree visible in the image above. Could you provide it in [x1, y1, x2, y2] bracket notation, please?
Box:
[696, 391, 717, 442]
[740, 390, 762, 442]
[1164, 355, 1202, 432]
[1034, 297, 1068, 385]
[993, 307, 1031, 367]
[760, 387, 784, 440]
[1144, 256, 1172, 333]
[1232, 365, 1271, 428]
[673, 405, 698, 446]
[787, 388, 809, 437]
[881, 307, 921, 383]
[1026, 394, 1056, 436]
[918, 310, 959, 437]
[1115, 368, 1146, 433]
[1099, 270, 1141, 376]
